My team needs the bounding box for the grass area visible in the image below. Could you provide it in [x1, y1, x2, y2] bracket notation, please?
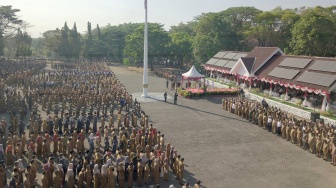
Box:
[249, 91, 336, 121]
[206, 77, 237, 88]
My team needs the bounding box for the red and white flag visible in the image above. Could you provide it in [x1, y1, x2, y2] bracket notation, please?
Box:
[144, 0, 147, 9]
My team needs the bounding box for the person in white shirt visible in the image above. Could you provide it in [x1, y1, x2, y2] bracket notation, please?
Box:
[276, 120, 282, 136]
[231, 102, 236, 114]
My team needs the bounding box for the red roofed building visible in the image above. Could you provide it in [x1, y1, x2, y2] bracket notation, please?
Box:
[204, 46, 336, 111]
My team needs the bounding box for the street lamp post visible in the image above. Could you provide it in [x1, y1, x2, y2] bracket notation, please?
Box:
[142, 0, 149, 98]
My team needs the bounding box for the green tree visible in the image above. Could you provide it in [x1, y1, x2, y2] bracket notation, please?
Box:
[123, 23, 170, 68]
[244, 7, 299, 49]
[192, 7, 261, 66]
[193, 12, 230, 66]
[169, 32, 193, 68]
[42, 29, 61, 58]
[169, 22, 196, 36]
[93, 24, 105, 60]
[59, 22, 71, 58]
[69, 23, 81, 58]
[83, 22, 95, 59]
[0, 5, 23, 55]
[100, 23, 142, 62]
[15, 28, 32, 57]
[290, 7, 336, 57]
[220, 7, 262, 50]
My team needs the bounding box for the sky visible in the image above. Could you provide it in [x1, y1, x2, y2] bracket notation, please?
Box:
[2, 0, 336, 38]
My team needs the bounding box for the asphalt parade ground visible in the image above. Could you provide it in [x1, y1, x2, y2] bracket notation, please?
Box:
[112, 65, 336, 188]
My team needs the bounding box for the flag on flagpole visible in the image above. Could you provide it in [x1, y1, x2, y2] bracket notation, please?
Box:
[144, 0, 147, 9]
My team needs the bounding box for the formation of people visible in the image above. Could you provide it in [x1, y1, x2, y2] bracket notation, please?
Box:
[222, 97, 336, 164]
[0, 61, 202, 187]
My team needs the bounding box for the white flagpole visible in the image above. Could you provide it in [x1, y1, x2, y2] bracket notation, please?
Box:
[142, 0, 149, 98]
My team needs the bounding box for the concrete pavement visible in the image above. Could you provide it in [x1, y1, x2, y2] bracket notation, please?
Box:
[112, 65, 336, 188]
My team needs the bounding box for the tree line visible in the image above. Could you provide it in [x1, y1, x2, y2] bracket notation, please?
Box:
[1, 5, 336, 67]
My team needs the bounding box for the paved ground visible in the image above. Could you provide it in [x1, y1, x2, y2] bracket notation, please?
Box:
[111, 65, 336, 188]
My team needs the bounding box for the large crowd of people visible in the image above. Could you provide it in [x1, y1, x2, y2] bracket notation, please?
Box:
[0, 61, 201, 188]
[222, 97, 336, 163]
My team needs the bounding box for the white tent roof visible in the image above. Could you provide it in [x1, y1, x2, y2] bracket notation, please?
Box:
[182, 65, 205, 79]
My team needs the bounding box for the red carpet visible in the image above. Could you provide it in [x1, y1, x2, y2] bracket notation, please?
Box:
[186, 88, 236, 94]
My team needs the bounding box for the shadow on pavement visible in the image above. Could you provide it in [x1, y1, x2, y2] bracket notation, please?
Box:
[157, 100, 247, 123]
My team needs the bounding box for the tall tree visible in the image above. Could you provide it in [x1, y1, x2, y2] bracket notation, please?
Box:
[290, 7, 336, 57]
[100, 23, 142, 62]
[169, 22, 196, 36]
[94, 24, 104, 59]
[60, 22, 71, 58]
[123, 23, 170, 68]
[220, 7, 262, 50]
[244, 7, 299, 50]
[42, 29, 61, 58]
[0, 5, 23, 55]
[69, 23, 81, 58]
[193, 7, 261, 66]
[15, 28, 32, 57]
[83, 22, 94, 59]
[169, 32, 193, 68]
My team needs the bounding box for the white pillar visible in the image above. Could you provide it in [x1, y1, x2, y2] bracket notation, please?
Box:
[142, 0, 149, 98]
[321, 95, 327, 111]
[303, 97, 307, 107]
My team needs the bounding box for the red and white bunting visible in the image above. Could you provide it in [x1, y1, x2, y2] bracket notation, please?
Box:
[307, 88, 314, 93]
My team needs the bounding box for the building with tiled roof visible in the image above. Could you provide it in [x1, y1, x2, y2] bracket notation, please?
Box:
[204, 47, 336, 111]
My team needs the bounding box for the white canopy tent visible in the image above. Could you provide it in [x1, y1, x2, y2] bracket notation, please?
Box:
[182, 65, 205, 89]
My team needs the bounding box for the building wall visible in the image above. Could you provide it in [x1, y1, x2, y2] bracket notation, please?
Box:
[245, 92, 336, 125]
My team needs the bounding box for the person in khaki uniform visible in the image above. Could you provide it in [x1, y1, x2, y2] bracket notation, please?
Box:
[117, 162, 125, 188]
[78, 167, 85, 188]
[272, 118, 277, 134]
[316, 133, 323, 158]
[143, 161, 150, 185]
[303, 129, 309, 150]
[178, 158, 185, 185]
[42, 139, 49, 158]
[16, 143, 23, 159]
[291, 125, 297, 144]
[93, 164, 101, 188]
[262, 113, 267, 129]
[21, 132, 26, 153]
[297, 126, 302, 148]
[61, 135, 67, 155]
[108, 166, 115, 188]
[41, 171, 48, 188]
[137, 159, 144, 186]
[153, 158, 160, 184]
[174, 154, 180, 175]
[163, 158, 169, 182]
[308, 131, 316, 154]
[331, 142, 336, 165]
[23, 172, 30, 188]
[286, 123, 292, 141]
[323, 138, 330, 161]
[85, 165, 93, 188]
[127, 162, 134, 187]
[53, 135, 59, 154]
[54, 164, 64, 188]
[281, 118, 287, 139]
[36, 134, 43, 157]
